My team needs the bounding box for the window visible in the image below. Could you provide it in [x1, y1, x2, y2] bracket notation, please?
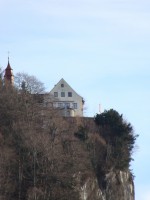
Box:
[58, 102, 63, 108]
[73, 103, 77, 109]
[54, 92, 58, 97]
[61, 92, 65, 97]
[68, 92, 72, 97]
[61, 84, 64, 87]
[64, 102, 70, 108]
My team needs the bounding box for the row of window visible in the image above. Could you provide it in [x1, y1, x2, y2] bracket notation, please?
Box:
[54, 92, 72, 98]
[54, 102, 77, 109]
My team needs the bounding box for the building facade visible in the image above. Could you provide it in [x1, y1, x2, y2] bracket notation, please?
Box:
[50, 78, 84, 117]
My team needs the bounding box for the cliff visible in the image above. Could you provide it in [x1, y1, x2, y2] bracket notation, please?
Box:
[0, 87, 137, 200]
[79, 170, 134, 200]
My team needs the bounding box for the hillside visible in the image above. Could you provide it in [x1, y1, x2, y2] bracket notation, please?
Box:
[0, 86, 137, 200]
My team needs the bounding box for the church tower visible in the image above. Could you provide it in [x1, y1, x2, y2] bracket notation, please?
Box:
[4, 57, 14, 85]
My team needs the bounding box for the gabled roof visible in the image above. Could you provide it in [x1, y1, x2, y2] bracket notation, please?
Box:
[50, 78, 82, 98]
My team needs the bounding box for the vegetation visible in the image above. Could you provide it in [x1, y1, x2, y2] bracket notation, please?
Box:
[14, 72, 45, 94]
[0, 82, 92, 200]
[0, 72, 138, 199]
[94, 109, 138, 171]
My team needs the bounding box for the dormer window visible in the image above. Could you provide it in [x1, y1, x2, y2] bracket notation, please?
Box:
[61, 84, 64, 87]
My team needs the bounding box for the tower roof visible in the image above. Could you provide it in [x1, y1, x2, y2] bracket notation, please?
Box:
[6, 58, 12, 70]
[4, 57, 14, 83]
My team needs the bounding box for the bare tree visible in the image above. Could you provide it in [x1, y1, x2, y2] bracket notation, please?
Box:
[14, 72, 45, 94]
[0, 78, 103, 200]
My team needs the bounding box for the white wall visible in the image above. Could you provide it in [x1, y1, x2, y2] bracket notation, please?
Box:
[50, 78, 84, 116]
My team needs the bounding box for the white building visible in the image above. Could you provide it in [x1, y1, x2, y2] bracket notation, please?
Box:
[50, 78, 84, 117]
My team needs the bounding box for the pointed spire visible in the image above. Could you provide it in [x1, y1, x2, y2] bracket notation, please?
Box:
[4, 56, 14, 85]
[7, 55, 12, 69]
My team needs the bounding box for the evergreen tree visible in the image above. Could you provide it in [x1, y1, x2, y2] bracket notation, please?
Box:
[94, 109, 138, 170]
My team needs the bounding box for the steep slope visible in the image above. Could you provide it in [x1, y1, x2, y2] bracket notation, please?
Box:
[79, 170, 134, 200]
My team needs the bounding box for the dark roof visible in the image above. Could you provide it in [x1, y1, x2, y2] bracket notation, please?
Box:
[4, 60, 13, 80]
[6, 60, 12, 70]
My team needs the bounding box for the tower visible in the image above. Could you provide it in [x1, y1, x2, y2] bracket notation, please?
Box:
[4, 57, 14, 86]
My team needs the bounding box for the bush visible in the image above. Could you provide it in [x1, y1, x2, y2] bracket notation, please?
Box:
[94, 109, 138, 170]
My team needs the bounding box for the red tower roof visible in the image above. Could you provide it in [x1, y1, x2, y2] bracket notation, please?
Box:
[4, 58, 13, 83]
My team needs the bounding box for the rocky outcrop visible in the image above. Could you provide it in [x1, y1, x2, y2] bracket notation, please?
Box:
[79, 170, 134, 200]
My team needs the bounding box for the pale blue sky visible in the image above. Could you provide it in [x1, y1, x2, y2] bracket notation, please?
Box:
[0, 0, 150, 199]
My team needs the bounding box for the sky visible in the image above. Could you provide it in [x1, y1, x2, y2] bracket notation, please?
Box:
[0, 0, 150, 199]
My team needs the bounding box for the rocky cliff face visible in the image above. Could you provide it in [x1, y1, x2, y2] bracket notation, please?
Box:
[79, 170, 134, 200]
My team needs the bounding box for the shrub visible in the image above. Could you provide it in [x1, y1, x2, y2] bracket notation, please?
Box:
[94, 109, 138, 170]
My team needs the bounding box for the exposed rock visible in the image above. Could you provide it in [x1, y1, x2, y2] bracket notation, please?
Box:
[79, 170, 134, 200]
